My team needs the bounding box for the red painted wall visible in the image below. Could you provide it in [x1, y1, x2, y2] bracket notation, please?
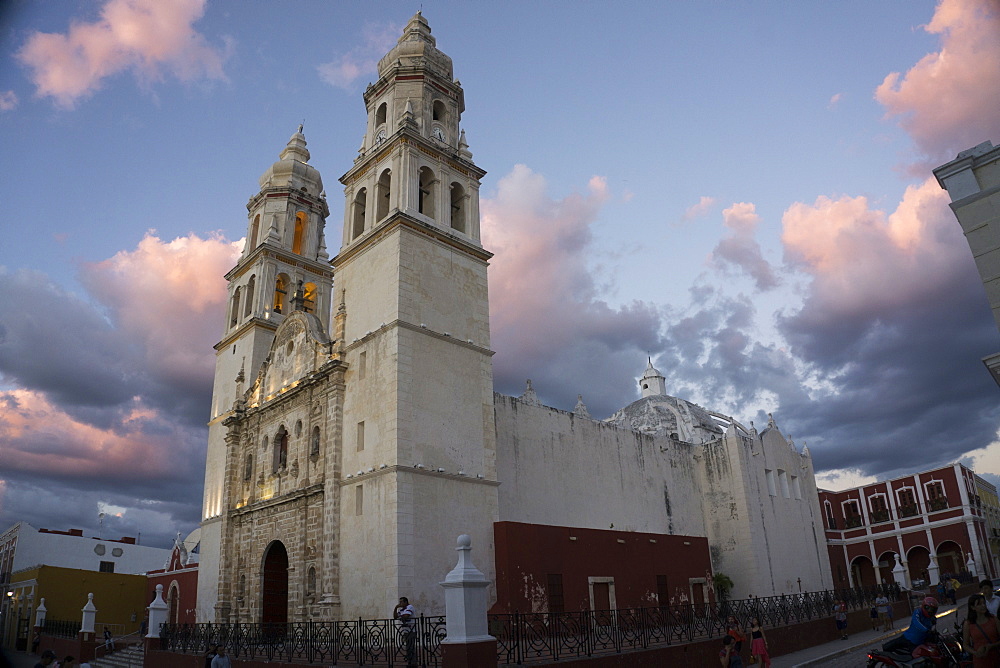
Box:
[492, 522, 712, 614]
[146, 565, 199, 627]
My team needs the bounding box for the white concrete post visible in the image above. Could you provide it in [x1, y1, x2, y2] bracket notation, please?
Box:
[440, 534, 493, 644]
[81, 593, 97, 634]
[35, 598, 47, 628]
[927, 554, 941, 590]
[147, 584, 168, 638]
[892, 556, 908, 589]
[967, 553, 979, 579]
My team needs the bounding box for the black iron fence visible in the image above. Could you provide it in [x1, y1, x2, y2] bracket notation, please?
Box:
[161, 615, 446, 666]
[158, 584, 901, 666]
[42, 618, 79, 639]
[493, 583, 902, 665]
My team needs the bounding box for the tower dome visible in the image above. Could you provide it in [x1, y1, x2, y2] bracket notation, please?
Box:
[258, 126, 324, 194]
[639, 357, 667, 397]
[377, 12, 453, 79]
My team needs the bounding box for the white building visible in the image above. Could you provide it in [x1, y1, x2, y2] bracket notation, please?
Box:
[197, 12, 833, 624]
[0, 522, 173, 579]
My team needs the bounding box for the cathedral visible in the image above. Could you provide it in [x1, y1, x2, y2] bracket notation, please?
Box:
[197, 13, 832, 624]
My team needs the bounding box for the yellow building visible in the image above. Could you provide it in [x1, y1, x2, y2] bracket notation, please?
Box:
[976, 475, 1000, 576]
[2, 565, 147, 651]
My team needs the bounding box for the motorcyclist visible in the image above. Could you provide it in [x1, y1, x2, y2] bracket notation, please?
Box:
[882, 596, 939, 655]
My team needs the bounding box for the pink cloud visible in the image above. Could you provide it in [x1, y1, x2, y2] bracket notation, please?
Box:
[0, 91, 18, 111]
[875, 0, 1000, 165]
[711, 202, 780, 290]
[80, 231, 241, 391]
[17, 0, 226, 108]
[781, 177, 957, 316]
[318, 24, 399, 91]
[682, 196, 715, 221]
[0, 389, 178, 479]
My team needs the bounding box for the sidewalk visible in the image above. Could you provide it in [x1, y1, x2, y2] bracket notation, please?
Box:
[771, 596, 967, 667]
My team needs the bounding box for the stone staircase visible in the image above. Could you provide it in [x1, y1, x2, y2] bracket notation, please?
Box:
[87, 643, 144, 668]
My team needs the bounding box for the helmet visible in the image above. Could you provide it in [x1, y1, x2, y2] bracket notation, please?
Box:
[922, 596, 939, 615]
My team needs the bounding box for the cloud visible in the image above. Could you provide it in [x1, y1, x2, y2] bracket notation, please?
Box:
[17, 0, 226, 108]
[875, 0, 1000, 167]
[711, 202, 781, 291]
[482, 165, 664, 417]
[683, 196, 715, 221]
[0, 232, 237, 547]
[0, 91, 18, 111]
[828, 93, 842, 109]
[773, 177, 1000, 474]
[318, 24, 398, 91]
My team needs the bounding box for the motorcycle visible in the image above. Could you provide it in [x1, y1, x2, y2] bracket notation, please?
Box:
[866, 629, 971, 667]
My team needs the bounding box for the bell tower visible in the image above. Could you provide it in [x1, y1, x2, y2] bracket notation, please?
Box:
[333, 12, 498, 617]
[198, 127, 331, 621]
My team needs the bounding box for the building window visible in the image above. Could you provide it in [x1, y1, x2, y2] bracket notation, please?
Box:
[244, 454, 253, 481]
[355, 485, 364, 516]
[303, 282, 317, 314]
[869, 494, 891, 523]
[244, 275, 255, 318]
[273, 274, 289, 314]
[292, 212, 306, 255]
[825, 500, 836, 529]
[273, 426, 288, 472]
[844, 500, 862, 528]
[418, 167, 436, 219]
[547, 574, 564, 613]
[778, 470, 790, 498]
[765, 469, 777, 496]
[897, 487, 918, 517]
[307, 567, 317, 594]
[310, 427, 321, 460]
[791, 475, 802, 500]
[99, 561, 115, 573]
[449, 182, 466, 233]
[926, 481, 948, 511]
[352, 188, 367, 239]
[230, 287, 241, 328]
[359, 351, 367, 380]
[376, 169, 392, 221]
[249, 214, 260, 251]
[357, 421, 365, 452]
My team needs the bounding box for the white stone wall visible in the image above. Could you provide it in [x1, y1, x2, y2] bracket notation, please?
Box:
[11, 528, 172, 575]
[493, 395, 705, 537]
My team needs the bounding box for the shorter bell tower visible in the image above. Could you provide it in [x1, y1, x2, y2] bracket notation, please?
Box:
[198, 127, 332, 622]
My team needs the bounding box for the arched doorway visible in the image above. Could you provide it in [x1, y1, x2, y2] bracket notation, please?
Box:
[908, 546, 931, 586]
[262, 541, 289, 625]
[851, 555, 876, 587]
[168, 583, 179, 624]
[937, 541, 964, 576]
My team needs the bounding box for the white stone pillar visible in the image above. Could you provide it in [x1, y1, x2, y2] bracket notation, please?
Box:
[81, 593, 97, 634]
[147, 584, 168, 638]
[892, 555, 908, 589]
[441, 534, 493, 643]
[927, 555, 941, 591]
[34, 598, 47, 628]
[967, 553, 979, 579]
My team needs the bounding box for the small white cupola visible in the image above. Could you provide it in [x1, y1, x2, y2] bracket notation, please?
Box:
[639, 357, 666, 398]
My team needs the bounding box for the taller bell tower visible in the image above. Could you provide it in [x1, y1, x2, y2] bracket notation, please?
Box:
[198, 128, 332, 621]
[333, 12, 498, 617]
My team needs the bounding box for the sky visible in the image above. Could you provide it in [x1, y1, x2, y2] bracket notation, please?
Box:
[1, 0, 1000, 551]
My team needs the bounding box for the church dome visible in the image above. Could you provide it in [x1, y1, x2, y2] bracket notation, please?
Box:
[377, 12, 453, 79]
[258, 127, 324, 193]
[605, 394, 724, 443]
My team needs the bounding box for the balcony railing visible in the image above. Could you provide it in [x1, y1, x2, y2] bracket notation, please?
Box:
[844, 516, 863, 529]
[870, 509, 891, 524]
[928, 497, 949, 512]
[898, 503, 920, 518]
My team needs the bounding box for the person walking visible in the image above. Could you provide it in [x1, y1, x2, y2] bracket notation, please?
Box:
[983, 579, 1000, 616]
[875, 592, 891, 632]
[749, 616, 771, 667]
[834, 600, 848, 640]
[963, 594, 1000, 668]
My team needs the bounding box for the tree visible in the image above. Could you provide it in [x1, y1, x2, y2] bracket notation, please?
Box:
[713, 573, 734, 602]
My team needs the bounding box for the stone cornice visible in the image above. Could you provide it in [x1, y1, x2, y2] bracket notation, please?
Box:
[247, 186, 330, 218]
[332, 210, 492, 268]
[224, 244, 333, 283]
[338, 464, 499, 487]
[214, 317, 277, 351]
[345, 318, 493, 357]
[229, 482, 325, 518]
[245, 359, 346, 413]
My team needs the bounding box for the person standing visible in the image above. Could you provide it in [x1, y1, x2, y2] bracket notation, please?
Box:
[210, 646, 232, 668]
[203, 644, 219, 668]
[875, 592, 891, 632]
[102, 627, 114, 653]
[982, 580, 1000, 616]
[834, 600, 848, 640]
[726, 615, 745, 658]
[719, 635, 737, 667]
[962, 594, 1000, 667]
[393, 597, 417, 668]
[749, 616, 771, 667]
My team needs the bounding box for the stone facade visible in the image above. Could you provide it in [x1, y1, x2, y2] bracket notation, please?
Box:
[198, 13, 834, 624]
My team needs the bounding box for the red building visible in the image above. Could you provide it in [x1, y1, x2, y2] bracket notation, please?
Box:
[492, 522, 714, 614]
[819, 463, 996, 589]
[146, 540, 199, 626]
